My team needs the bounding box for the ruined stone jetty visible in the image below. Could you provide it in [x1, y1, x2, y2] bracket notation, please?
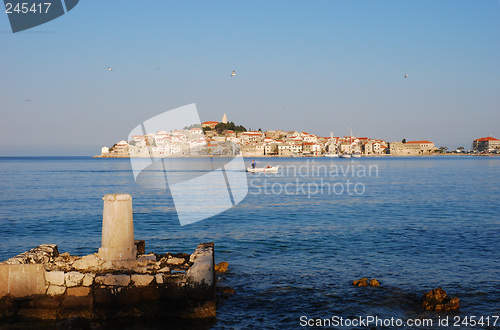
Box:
[0, 194, 216, 321]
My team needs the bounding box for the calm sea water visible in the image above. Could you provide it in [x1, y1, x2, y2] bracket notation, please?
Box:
[0, 156, 499, 329]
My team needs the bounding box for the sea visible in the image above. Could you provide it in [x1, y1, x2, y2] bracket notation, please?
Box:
[0, 156, 499, 329]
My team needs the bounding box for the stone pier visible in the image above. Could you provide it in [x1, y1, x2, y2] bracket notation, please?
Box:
[0, 195, 216, 321]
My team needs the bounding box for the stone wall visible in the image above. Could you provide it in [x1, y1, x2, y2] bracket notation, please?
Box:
[0, 242, 216, 320]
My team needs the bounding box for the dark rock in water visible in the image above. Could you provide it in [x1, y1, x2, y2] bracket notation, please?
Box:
[217, 286, 235, 294]
[215, 261, 229, 273]
[422, 287, 459, 311]
[352, 278, 369, 286]
[56, 316, 91, 330]
[353, 278, 380, 287]
[134, 240, 146, 255]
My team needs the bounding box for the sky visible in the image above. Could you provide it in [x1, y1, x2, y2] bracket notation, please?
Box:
[1, 0, 499, 156]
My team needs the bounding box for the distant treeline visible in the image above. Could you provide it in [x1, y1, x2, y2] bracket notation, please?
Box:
[204, 122, 247, 134]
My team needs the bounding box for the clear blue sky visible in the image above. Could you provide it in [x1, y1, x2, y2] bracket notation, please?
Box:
[1, 0, 499, 155]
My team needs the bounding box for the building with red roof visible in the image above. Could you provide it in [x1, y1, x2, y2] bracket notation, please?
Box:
[473, 136, 500, 152]
[389, 140, 435, 155]
[201, 121, 219, 129]
[405, 140, 433, 145]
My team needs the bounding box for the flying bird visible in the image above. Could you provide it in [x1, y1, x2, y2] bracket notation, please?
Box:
[404, 74, 408, 78]
[231, 70, 236, 77]
[108, 67, 113, 72]
[154, 67, 160, 71]
[25, 99, 31, 102]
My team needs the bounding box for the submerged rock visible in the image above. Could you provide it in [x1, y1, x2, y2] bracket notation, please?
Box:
[215, 262, 229, 273]
[352, 278, 380, 287]
[422, 287, 459, 311]
[217, 286, 235, 294]
[353, 278, 369, 286]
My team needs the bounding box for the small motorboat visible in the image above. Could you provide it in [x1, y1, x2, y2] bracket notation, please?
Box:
[339, 153, 351, 158]
[246, 165, 280, 173]
[352, 152, 362, 158]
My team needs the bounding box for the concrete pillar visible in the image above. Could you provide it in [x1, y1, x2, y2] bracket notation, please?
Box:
[98, 194, 137, 261]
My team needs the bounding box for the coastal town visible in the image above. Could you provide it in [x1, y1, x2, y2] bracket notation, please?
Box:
[100, 114, 500, 158]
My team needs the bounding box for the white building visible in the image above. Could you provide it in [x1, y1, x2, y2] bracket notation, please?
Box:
[171, 142, 190, 155]
[278, 143, 292, 156]
[190, 127, 203, 135]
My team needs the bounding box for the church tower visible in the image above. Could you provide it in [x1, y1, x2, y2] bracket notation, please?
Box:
[222, 113, 228, 124]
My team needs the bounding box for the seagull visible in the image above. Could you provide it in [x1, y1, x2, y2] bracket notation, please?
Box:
[108, 67, 113, 72]
[404, 74, 408, 78]
[231, 70, 236, 77]
[25, 99, 31, 102]
[154, 67, 160, 71]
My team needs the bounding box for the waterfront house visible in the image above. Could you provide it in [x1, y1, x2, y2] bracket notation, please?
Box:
[340, 142, 352, 154]
[389, 140, 435, 155]
[363, 141, 384, 155]
[302, 142, 314, 155]
[326, 141, 338, 154]
[264, 142, 279, 155]
[473, 136, 500, 152]
[241, 143, 265, 157]
[291, 142, 303, 155]
[405, 140, 435, 154]
[278, 143, 293, 156]
[110, 140, 129, 156]
[363, 141, 373, 155]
